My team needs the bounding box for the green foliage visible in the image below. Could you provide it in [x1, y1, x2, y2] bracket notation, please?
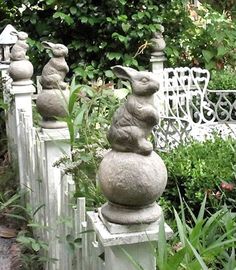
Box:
[203, 0, 236, 18]
[0, 0, 163, 81]
[160, 136, 236, 211]
[1, 1, 235, 79]
[54, 77, 129, 207]
[17, 232, 50, 270]
[157, 196, 236, 270]
[0, 190, 52, 269]
[163, 2, 236, 70]
[198, 8, 236, 70]
[208, 70, 236, 90]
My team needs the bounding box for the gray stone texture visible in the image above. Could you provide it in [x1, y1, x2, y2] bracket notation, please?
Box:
[99, 150, 167, 207]
[8, 31, 33, 85]
[107, 65, 159, 156]
[36, 41, 69, 128]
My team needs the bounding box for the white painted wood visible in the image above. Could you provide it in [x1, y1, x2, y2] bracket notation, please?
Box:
[87, 212, 173, 247]
[36, 128, 71, 270]
[9, 84, 35, 185]
[105, 242, 155, 270]
[75, 197, 86, 270]
[87, 211, 173, 270]
[81, 221, 88, 270]
[87, 214, 97, 270]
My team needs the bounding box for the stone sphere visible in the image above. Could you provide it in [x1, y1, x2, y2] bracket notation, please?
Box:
[9, 60, 33, 82]
[36, 89, 69, 119]
[98, 150, 167, 207]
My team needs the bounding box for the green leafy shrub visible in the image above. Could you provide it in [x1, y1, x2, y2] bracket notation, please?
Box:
[159, 136, 236, 212]
[0, 0, 164, 81]
[157, 196, 236, 270]
[163, 2, 236, 70]
[1, 1, 235, 81]
[208, 70, 236, 90]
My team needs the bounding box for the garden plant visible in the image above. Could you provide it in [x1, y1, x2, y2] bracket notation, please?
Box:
[0, 0, 236, 269]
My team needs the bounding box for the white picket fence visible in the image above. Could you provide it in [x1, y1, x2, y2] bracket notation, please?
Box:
[0, 62, 105, 268]
[16, 108, 105, 269]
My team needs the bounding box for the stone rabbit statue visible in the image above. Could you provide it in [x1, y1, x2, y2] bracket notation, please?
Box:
[40, 41, 69, 90]
[107, 65, 159, 155]
[10, 31, 29, 61]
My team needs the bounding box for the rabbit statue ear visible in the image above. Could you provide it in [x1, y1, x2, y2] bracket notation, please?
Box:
[42, 41, 55, 49]
[111, 65, 137, 81]
[10, 30, 19, 37]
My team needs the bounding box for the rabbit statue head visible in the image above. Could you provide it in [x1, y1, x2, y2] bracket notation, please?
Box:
[42, 41, 68, 58]
[112, 66, 159, 96]
[107, 65, 159, 155]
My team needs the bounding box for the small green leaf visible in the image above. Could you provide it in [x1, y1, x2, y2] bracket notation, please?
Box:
[46, 0, 56, 4]
[53, 12, 74, 25]
[137, 12, 144, 19]
[119, 0, 127, 5]
[113, 88, 129, 99]
[32, 241, 41, 252]
[202, 50, 215, 63]
[104, 70, 114, 78]
[121, 23, 131, 33]
[217, 46, 228, 57]
[107, 52, 122, 61]
[70, 7, 77, 15]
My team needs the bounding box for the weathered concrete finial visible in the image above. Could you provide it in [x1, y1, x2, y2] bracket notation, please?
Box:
[0, 24, 17, 63]
[150, 26, 166, 74]
[151, 25, 166, 53]
[98, 66, 167, 226]
[36, 41, 69, 129]
[8, 31, 34, 85]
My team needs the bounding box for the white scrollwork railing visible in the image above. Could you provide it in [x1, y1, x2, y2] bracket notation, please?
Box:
[154, 67, 236, 150]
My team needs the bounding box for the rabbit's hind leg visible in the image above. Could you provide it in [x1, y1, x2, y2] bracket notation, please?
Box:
[124, 126, 153, 155]
[136, 138, 153, 155]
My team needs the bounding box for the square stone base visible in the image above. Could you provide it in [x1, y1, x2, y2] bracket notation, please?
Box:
[87, 211, 173, 247]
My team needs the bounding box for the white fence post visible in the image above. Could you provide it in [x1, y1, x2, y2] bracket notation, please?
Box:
[150, 26, 166, 75]
[87, 211, 173, 270]
[6, 30, 35, 184]
[9, 84, 35, 181]
[150, 27, 166, 117]
[36, 128, 71, 270]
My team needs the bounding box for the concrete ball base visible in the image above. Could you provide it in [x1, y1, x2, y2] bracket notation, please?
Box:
[101, 201, 162, 225]
[98, 150, 167, 224]
[36, 89, 69, 128]
[40, 120, 68, 129]
[9, 60, 34, 83]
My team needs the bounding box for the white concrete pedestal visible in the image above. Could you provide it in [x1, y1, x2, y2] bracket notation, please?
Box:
[87, 211, 173, 270]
